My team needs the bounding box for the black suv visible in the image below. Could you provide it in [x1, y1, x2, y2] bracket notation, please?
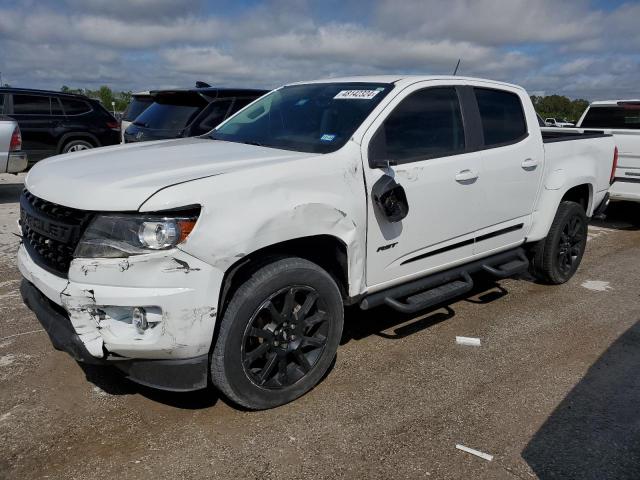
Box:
[0, 88, 121, 165]
[123, 87, 267, 143]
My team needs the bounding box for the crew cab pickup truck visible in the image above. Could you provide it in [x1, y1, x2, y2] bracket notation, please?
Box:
[576, 100, 640, 202]
[18, 76, 616, 409]
[0, 116, 27, 174]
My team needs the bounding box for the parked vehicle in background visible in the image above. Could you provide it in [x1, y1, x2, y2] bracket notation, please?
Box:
[576, 100, 640, 202]
[123, 87, 267, 143]
[0, 88, 121, 165]
[19, 76, 616, 409]
[0, 116, 27, 174]
[545, 117, 575, 128]
[120, 91, 152, 143]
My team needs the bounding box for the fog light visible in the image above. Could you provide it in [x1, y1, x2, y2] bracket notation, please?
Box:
[132, 307, 148, 333]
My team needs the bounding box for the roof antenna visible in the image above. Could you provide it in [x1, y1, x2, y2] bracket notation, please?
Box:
[453, 59, 461, 76]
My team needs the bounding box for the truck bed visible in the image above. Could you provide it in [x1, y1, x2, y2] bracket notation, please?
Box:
[541, 128, 611, 143]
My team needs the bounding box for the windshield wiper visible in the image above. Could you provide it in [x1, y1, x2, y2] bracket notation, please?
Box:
[209, 135, 264, 148]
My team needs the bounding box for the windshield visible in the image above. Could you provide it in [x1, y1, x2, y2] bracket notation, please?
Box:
[123, 97, 153, 122]
[211, 82, 393, 153]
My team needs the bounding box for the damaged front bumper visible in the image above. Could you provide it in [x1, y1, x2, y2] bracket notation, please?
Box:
[18, 245, 225, 392]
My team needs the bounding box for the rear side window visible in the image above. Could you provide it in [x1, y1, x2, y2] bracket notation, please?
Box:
[51, 98, 64, 115]
[123, 97, 153, 122]
[61, 98, 91, 115]
[13, 94, 51, 115]
[581, 106, 640, 129]
[134, 101, 202, 131]
[191, 99, 233, 135]
[474, 88, 527, 146]
[380, 87, 465, 164]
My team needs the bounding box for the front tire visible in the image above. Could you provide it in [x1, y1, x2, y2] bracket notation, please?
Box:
[530, 201, 588, 284]
[211, 257, 344, 410]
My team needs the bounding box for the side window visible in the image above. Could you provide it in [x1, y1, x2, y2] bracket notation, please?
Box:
[474, 88, 527, 146]
[61, 98, 91, 115]
[51, 97, 64, 115]
[0, 94, 4, 114]
[231, 97, 255, 113]
[378, 87, 465, 164]
[13, 94, 52, 115]
[191, 99, 233, 135]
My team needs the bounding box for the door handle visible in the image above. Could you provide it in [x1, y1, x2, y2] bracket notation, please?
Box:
[521, 158, 539, 170]
[455, 169, 479, 183]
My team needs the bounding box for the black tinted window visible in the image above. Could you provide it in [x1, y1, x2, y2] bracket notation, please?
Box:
[134, 101, 202, 131]
[581, 106, 640, 130]
[123, 97, 153, 121]
[191, 99, 233, 135]
[0, 94, 4, 114]
[380, 87, 465, 163]
[51, 98, 63, 115]
[475, 88, 527, 146]
[13, 94, 51, 115]
[61, 98, 91, 115]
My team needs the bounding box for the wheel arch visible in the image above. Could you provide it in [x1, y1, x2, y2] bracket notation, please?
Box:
[216, 234, 350, 321]
[57, 132, 101, 153]
[527, 181, 595, 243]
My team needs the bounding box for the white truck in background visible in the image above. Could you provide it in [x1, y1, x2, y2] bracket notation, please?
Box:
[18, 76, 616, 409]
[576, 100, 640, 202]
[0, 116, 27, 174]
[545, 118, 574, 128]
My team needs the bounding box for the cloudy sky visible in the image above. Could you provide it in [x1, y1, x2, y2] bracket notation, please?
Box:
[0, 0, 639, 100]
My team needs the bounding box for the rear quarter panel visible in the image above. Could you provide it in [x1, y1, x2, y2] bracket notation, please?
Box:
[0, 119, 17, 172]
[527, 134, 616, 242]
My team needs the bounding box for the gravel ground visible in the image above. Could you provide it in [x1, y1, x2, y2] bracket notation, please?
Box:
[1, 173, 639, 479]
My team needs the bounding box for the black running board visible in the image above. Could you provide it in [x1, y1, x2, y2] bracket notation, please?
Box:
[360, 247, 528, 313]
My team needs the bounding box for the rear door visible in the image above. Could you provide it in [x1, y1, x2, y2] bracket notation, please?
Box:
[9, 93, 58, 160]
[362, 81, 487, 289]
[469, 85, 544, 256]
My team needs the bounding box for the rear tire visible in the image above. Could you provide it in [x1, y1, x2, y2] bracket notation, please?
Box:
[62, 139, 94, 153]
[211, 257, 344, 410]
[530, 201, 588, 284]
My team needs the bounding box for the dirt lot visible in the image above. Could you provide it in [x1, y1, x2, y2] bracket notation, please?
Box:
[1, 173, 639, 479]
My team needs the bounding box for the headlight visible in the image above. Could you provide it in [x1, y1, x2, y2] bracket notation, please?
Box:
[75, 211, 199, 258]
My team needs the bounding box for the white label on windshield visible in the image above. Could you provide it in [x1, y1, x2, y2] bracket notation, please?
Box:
[334, 90, 380, 100]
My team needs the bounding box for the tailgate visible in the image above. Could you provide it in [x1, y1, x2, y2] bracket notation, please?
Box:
[609, 131, 640, 177]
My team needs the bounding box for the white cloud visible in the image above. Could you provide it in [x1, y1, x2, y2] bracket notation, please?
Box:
[0, 0, 638, 99]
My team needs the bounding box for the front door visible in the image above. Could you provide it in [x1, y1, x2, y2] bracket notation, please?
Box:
[362, 83, 486, 289]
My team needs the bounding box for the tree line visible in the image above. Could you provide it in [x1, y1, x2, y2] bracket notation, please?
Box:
[530, 95, 589, 123]
[61, 85, 132, 112]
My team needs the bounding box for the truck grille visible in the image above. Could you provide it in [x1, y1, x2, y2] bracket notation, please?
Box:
[20, 190, 93, 277]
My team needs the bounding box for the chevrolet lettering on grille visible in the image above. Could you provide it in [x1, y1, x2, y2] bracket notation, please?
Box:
[20, 208, 72, 243]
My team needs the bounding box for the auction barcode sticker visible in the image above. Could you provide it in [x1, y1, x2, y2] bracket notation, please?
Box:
[334, 90, 380, 100]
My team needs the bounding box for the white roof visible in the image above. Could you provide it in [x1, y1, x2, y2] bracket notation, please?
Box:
[286, 75, 525, 91]
[590, 99, 640, 106]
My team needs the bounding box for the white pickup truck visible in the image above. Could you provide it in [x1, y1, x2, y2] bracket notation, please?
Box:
[576, 100, 640, 202]
[0, 116, 27, 174]
[18, 76, 616, 409]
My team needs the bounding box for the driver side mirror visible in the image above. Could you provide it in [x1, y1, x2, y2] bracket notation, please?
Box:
[372, 175, 409, 223]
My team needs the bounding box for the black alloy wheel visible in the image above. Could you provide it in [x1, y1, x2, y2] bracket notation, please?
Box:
[241, 286, 329, 389]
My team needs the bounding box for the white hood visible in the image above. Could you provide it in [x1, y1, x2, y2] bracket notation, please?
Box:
[25, 137, 312, 211]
